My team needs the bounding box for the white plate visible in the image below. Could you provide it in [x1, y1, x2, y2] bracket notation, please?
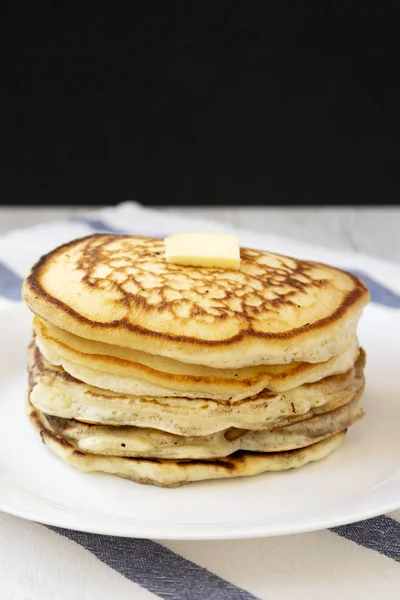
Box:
[0, 303, 399, 540]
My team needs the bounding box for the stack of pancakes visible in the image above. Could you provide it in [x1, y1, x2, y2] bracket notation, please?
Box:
[22, 234, 370, 487]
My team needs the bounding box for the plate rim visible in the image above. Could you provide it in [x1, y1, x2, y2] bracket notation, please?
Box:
[0, 488, 399, 540]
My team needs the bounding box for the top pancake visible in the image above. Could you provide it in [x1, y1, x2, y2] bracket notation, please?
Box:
[22, 234, 370, 368]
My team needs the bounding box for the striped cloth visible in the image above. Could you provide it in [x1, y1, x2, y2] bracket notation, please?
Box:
[0, 202, 399, 600]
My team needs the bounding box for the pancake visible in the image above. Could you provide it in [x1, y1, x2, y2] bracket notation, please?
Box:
[34, 316, 361, 400]
[22, 234, 370, 368]
[27, 400, 347, 487]
[29, 339, 366, 436]
[40, 395, 364, 459]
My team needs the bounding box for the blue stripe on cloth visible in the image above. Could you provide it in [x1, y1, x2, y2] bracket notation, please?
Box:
[77, 217, 165, 238]
[349, 269, 400, 308]
[332, 515, 400, 562]
[71, 218, 132, 235]
[0, 261, 23, 301]
[46, 527, 259, 600]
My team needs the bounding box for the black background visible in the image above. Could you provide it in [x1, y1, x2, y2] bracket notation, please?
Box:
[1, 3, 399, 207]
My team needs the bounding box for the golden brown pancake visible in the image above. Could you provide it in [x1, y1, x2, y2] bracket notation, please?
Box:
[34, 316, 361, 401]
[27, 399, 347, 488]
[22, 234, 370, 368]
[39, 394, 364, 459]
[28, 338, 366, 436]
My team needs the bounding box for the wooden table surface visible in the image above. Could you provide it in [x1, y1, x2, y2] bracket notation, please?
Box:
[0, 206, 399, 264]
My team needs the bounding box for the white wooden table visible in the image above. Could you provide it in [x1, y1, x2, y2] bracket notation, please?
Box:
[0, 206, 399, 264]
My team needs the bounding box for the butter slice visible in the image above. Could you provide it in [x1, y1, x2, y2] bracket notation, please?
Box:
[165, 233, 240, 270]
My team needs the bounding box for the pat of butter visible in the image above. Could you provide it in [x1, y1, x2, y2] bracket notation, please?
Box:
[165, 233, 240, 270]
